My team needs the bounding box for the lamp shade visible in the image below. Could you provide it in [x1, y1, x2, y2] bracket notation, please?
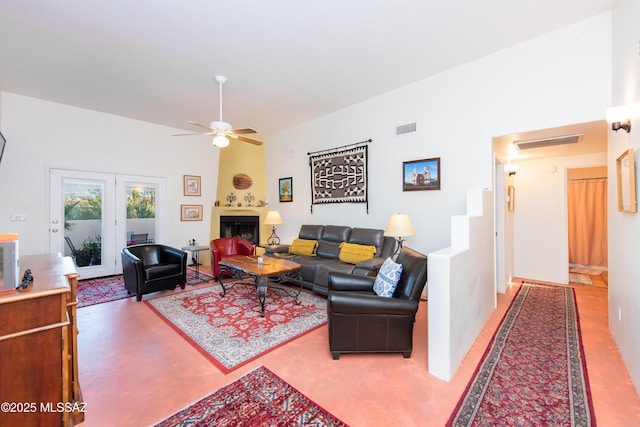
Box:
[605, 105, 629, 124]
[264, 210, 283, 225]
[384, 213, 416, 237]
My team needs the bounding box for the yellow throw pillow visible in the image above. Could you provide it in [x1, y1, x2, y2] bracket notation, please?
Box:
[288, 239, 318, 256]
[339, 242, 377, 264]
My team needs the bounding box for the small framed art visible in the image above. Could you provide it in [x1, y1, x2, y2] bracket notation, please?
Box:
[183, 175, 201, 196]
[279, 177, 293, 202]
[403, 157, 440, 191]
[616, 148, 637, 213]
[180, 204, 203, 221]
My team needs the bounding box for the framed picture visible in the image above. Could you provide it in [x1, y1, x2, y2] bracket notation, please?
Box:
[279, 177, 293, 202]
[183, 175, 201, 196]
[403, 157, 440, 191]
[0, 132, 6, 165]
[616, 148, 637, 213]
[180, 204, 203, 221]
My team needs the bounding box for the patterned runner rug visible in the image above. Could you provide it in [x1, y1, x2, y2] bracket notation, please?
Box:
[146, 284, 327, 373]
[153, 366, 348, 426]
[447, 282, 596, 427]
[77, 267, 214, 308]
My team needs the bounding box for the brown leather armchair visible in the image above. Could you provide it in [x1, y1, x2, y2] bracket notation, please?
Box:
[121, 244, 187, 301]
[210, 237, 255, 280]
[327, 246, 427, 359]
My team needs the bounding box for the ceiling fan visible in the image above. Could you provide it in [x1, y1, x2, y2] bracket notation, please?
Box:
[173, 75, 262, 147]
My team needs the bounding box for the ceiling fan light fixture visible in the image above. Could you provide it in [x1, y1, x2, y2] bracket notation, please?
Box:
[210, 121, 231, 131]
[174, 75, 261, 147]
[213, 134, 229, 148]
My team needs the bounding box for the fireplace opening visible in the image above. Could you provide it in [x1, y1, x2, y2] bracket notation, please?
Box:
[220, 216, 259, 245]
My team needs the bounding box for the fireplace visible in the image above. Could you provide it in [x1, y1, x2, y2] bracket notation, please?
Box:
[219, 215, 259, 245]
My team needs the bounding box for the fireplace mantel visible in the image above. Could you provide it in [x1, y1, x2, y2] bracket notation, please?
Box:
[210, 207, 271, 245]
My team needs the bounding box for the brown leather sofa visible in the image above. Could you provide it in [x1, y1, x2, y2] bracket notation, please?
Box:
[121, 244, 187, 301]
[264, 225, 396, 295]
[326, 246, 428, 359]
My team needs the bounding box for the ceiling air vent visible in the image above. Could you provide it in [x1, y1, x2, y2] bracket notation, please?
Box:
[513, 133, 583, 150]
[396, 122, 417, 135]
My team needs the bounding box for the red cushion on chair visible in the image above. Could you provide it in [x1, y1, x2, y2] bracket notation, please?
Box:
[210, 238, 255, 278]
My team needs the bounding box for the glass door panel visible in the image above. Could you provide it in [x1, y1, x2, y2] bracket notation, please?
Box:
[125, 182, 157, 245]
[50, 169, 116, 279]
[51, 170, 166, 278]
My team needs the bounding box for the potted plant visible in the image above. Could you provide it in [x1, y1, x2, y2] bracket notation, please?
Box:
[72, 235, 102, 267]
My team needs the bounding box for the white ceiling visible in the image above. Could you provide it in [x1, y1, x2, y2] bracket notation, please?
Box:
[0, 0, 613, 143]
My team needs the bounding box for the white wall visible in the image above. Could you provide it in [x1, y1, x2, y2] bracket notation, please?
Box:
[265, 13, 611, 260]
[264, 13, 611, 380]
[513, 153, 607, 284]
[609, 0, 640, 395]
[0, 93, 219, 255]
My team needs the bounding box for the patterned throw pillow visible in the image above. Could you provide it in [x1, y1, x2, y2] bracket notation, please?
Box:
[288, 239, 318, 256]
[338, 242, 377, 264]
[373, 257, 403, 297]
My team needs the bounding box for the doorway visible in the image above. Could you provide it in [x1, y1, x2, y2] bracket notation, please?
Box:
[492, 120, 608, 286]
[49, 169, 166, 279]
[567, 167, 608, 286]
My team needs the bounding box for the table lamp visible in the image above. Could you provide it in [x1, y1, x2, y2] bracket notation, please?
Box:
[264, 210, 283, 245]
[383, 213, 416, 255]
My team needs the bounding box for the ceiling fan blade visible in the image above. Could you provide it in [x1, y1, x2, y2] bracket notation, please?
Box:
[236, 135, 263, 146]
[172, 132, 215, 136]
[186, 121, 212, 130]
[231, 128, 257, 135]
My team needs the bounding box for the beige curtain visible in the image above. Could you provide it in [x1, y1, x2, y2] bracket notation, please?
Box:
[567, 178, 607, 267]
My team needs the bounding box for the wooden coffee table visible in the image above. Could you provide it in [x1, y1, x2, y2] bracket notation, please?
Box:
[218, 255, 303, 317]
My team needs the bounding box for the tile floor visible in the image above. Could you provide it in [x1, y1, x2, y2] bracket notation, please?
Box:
[569, 266, 609, 288]
[76, 268, 640, 426]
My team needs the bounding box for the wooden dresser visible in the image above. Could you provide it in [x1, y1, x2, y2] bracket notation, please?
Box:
[0, 254, 84, 426]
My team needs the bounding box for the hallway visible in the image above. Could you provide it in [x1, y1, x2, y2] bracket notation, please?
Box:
[76, 270, 640, 426]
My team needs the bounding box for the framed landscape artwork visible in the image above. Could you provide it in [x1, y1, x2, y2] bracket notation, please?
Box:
[403, 157, 440, 191]
[180, 204, 203, 221]
[279, 177, 293, 202]
[183, 175, 201, 196]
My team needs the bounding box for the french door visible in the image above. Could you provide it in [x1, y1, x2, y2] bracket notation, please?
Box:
[49, 169, 166, 279]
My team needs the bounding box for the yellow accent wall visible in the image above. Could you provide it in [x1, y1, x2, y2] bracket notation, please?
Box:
[216, 140, 267, 207]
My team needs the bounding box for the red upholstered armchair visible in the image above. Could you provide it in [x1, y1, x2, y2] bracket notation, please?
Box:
[210, 237, 255, 279]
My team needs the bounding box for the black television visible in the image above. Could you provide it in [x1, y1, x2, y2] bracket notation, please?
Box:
[0, 132, 5, 164]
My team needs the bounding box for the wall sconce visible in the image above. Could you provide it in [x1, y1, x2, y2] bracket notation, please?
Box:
[264, 210, 283, 245]
[606, 105, 637, 133]
[383, 213, 416, 255]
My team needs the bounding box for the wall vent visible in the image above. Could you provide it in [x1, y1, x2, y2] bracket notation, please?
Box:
[396, 122, 417, 135]
[513, 133, 583, 150]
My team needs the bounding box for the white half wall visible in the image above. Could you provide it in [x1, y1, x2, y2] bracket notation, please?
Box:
[428, 188, 495, 381]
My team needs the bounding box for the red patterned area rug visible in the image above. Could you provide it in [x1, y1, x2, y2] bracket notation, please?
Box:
[154, 366, 348, 426]
[145, 284, 327, 373]
[77, 267, 214, 308]
[447, 282, 596, 427]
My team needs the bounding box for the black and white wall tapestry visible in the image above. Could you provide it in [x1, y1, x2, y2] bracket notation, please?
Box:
[309, 141, 370, 213]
